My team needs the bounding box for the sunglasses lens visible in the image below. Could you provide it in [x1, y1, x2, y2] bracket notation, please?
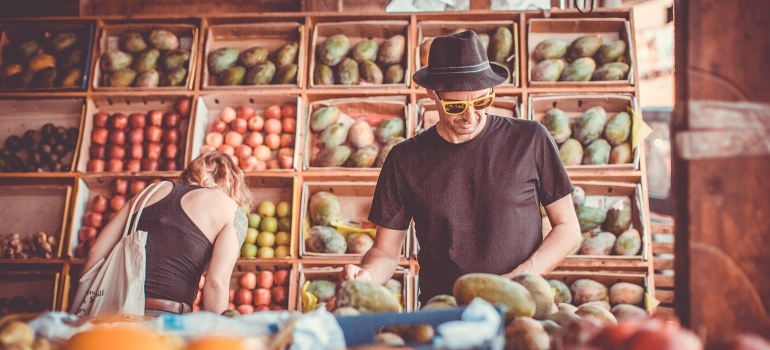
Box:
[444, 103, 467, 115]
[473, 96, 494, 110]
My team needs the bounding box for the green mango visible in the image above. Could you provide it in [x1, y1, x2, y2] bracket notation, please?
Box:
[566, 35, 603, 61]
[108, 68, 137, 87]
[119, 31, 147, 53]
[548, 280, 572, 304]
[577, 205, 607, 232]
[272, 63, 298, 84]
[0, 63, 23, 84]
[244, 61, 275, 85]
[135, 69, 160, 87]
[352, 39, 379, 63]
[594, 39, 627, 65]
[348, 120, 374, 148]
[609, 143, 633, 164]
[511, 273, 555, 320]
[59, 48, 83, 70]
[592, 62, 630, 81]
[319, 122, 349, 148]
[360, 60, 383, 84]
[336, 57, 359, 85]
[454, 273, 536, 322]
[208, 47, 240, 75]
[573, 106, 607, 146]
[377, 34, 406, 66]
[604, 111, 631, 146]
[488, 27, 513, 64]
[543, 108, 571, 143]
[309, 191, 343, 226]
[306, 225, 347, 254]
[583, 139, 611, 165]
[478, 33, 490, 51]
[532, 38, 569, 61]
[148, 29, 179, 50]
[345, 145, 379, 168]
[34, 67, 57, 88]
[384, 65, 405, 84]
[375, 117, 405, 143]
[162, 67, 187, 86]
[580, 232, 616, 255]
[602, 198, 632, 234]
[307, 280, 337, 302]
[573, 186, 586, 207]
[317, 34, 351, 66]
[375, 137, 405, 167]
[100, 50, 133, 72]
[314, 145, 351, 167]
[238, 46, 269, 68]
[560, 57, 596, 82]
[14, 40, 40, 61]
[314, 64, 334, 85]
[613, 228, 641, 256]
[273, 41, 299, 67]
[218, 66, 246, 86]
[47, 32, 77, 54]
[59, 68, 83, 87]
[559, 138, 583, 166]
[336, 280, 401, 313]
[162, 50, 191, 70]
[532, 59, 564, 82]
[133, 49, 159, 73]
[310, 106, 341, 132]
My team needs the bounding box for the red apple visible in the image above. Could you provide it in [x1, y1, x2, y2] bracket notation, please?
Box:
[256, 271, 273, 289]
[267, 159, 279, 169]
[220, 107, 237, 123]
[247, 116, 264, 132]
[270, 304, 284, 311]
[93, 112, 110, 128]
[111, 113, 128, 130]
[264, 133, 280, 150]
[282, 118, 296, 133]
[109, 130, 126, 146]
[89, 144, 106, 160]
[264, 105, 281, 120]
[230, 155, 239, 166]
[145, 126, 163, 143]
[253, 288, 271, 306]
[141, 158, 159, 171]
[235, 288, 252, 305]
[113, 178, 128, 195]
[91, 128, 109, 146]
[244, 132, 264, 148]
[241, 156, 258, 171]
[75, 243, 85, 258]
[281, 104, 297, 119]
[239, 272, 257, 289]
[224, 131, 243, 147]
[236, 304, 254, 315]
[218, 144, 234, 156]
[237, 105, 256, 120]
[147, 110, 163, 126]
[129, 113, 146, 128]
[78, 226, 98, 241]
[91, 195, 108, 213]
[227, 302, 236, 310]
[164, 144, 179, 159]
[255, 305, 270, 312]
[279, 133, 294, 148]
[164, 159, 178, 171]
[110, 195, 126, 211]
[229, 289, 235, 303]
[271, 285, 287, 305]
[129, 143, 143, 159]
[126, 159, 141, 172]
[163, 112, 181, 129]
[175, 99, 191, 117]
[83, 211, 103, 228]
[254, 160, 267, 171]
[208, 119, 227, 133]
[234, 145, 252, 159]
[128, 128, 144, 144]
[107, 159, 124, 172]
[108, 145, 125, 160]
[279, 155, 293, 169]
[205, 132, 224, 148]
[278, 148, 294, 158]
[263, 118, 282, 135]
[146, 142, 162, 160]
[230, 118, 248, 134]
[130, 180, 147, 196]
[162, 129, 179, 144]
[273, 270, 289, 286]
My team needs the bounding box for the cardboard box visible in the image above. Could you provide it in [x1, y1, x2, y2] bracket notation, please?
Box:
[75, 95, 192, 174]
[0, 98, 85, 173]
[297, 264, 412, 313]
[188, 94, 300, 171]
[566, 181, 649, 262]
[0, 270, 61, 312]
[528, 93, 641, 171]
[416, 21, 519, 87]
[228, 260, 295, 311]
[309, 21, 410, 88]
[0, 19, 95, 91]
[92, 21, 199, 91]
[527, 18, 634, 87]
[546, 271, 654, 313]
[202, 22, 305, 89]
[303, 96, 410, 171]
[414, 95, 520, 134]
[0, 184, 72, 259]
[241, 176, 297, 259]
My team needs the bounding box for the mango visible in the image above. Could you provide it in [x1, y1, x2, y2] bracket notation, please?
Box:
[504, 317, 550, 350]
[611, 304, 647, 322]
[333, 307, 361, 316]
[560, 57, 596, 81]
[609, 282, 644, 306]
[573, 106, 607, 145]
[543, 108, 572, 143]
[592, 62, 629, 81]
[120, 31, 147, 53]
[314, 64, 334, 85]
[273, 42, 299, 67]
[488, 27, 513, 64]
[604, 111, 631, 146]
[580, 300, 611, 311]
[59, 48, 83, 70]
[547, 310, 582, 328]
[307, 279, 337, 302]
[208, 47, 240, 75]
[594, 39, 627, 65]
[580, 232, 616, 255]
[306, 225, 347, 254]
[1, 63, 24, 84]
[14, 39, 40, 60]
[566, 35, 603, 61]
[162, 67, 187, 86]
[310, 106, 341, 132]
[0, 321, 34, 347]
[34, 67, 57, 88]
[375, 333, 405, 346]
[100, 51, 132, 72]
[549, 279, 572, 304]
[347, 120, 374, 148]
[512, 273, 555, 320]
[336, 280, 401, 313]
[318, 34, 351, 66]
[314, 145, 352, 167]
[238, 46, 269, 68]
[614, 228, 641, 256]
[577, 205, 606, 232]
[245, 61, 276, 85]
[272, 63, 298, 84]
[375, 137, 405, 167]
[575, 304, 617, 327]
[384, 64, 405, 84]
[573, 186, 585, 207]
[336, 58, 359, 85]
[422, 295, 457, 310]
[453, 273, 536, 321]
[557, 303, 578, 314]
[148, 29, 179, 50]
[602, 198, 632, 234]
[360, 61, 383, 84]
[539, 319, 562, 339]
[375, 117, 405, 143]
[532, 38, 569, 61]
[570, 279, 608, 305]
[133, 49, 159, 73]
[559, 138, 584, 166]
[583, 139, 611, 165]
[27, 53, 56, 73]
[162, 50, 190, 70]
[352, 39, 379, 62]
[382, 325, 434, 344]
[218, 66, 246, 86]
[345, 146, 379, 168]
[309, 191, 343, 226]
[320, 123, 349, 149]
[135, 69, 160, 87]
[532, 59, 565, 82]
[609, 143, 633, 164]
[48, 32, 77, 53]
[59, 68, 83, 87]
[108, 68, 137, 87]
[385, 279, 402, 294]
[378, 35, 406, 66]
[419, 37, 433, 67]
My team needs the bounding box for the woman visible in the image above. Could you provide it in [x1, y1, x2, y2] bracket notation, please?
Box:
[80, 151, 252, 315]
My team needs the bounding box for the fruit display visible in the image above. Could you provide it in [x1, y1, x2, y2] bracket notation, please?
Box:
[300, 268, 404, 313]
[0, 123, 79, 172]
[0, 24, 92, 90]
[240, 199, 292, 259]
[0, 231, 58, 259]
[206, 42, 299, 86]
[570, 185, 643, 257]
[198, 103, 296, 171]
[306, 102, 406, 169]
[0, 295, 46, 316]
[96, 27, 194, 88]
[199, 269, 291, 314]
[85, 98, 190, 172]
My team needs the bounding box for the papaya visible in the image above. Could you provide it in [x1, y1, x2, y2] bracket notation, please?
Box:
[148, 30, 179, 50]
[307, 279, 337, 302]
[135, 69, 160, 88]
[320, 123, 349, 149]
[453, 273, 536, 321]
[336, 58, 359, 85]
[239, 46, 269, 68]
[272, 64, 298, 84]
[575, 304, 617, 327]
[385, 279, 402, 294]
[162, 50, 190, 71]
[273, 42, 299, 68]
[108, 68, 137, 87]
[560, 57, 596, 82]
[594, 40, 627, 65]
[604, 111, 631, 146]
[557, 303, 578, 314]
[100, 51, 132, 72]
[576, 205, 607, 232]
[314, 145, 351, 167]
[384, 64, 405, 84]
[580, 232, 616, 255]
[532, 38, 569, 61]
[543, 108, 572, 144]
[308, 191, 343, 226]
[345, 145, 379, 168]
[375, 117, 405, 143]
[346, 232, 374, 254]
[504, 317, 550, 350]
[318, 34, 351, 66]
[547, 310, 582, 328]
[119, 32, 147, 53]
[208, 47, 239, 75]
[310, 106, 341, 132]
[314, 64, 334, 85]
[532, 59, 564, 82]
[335, 280, 401, 313]
[359, 61, 383, 84]
[609, 143, 633, 164]
[217, 66, 245, 86]
[422, 295, 457, 310]
[611, 304, 647, 322]
[306, 225, 347, 254]
[559, 139, 584, 166]
[580, 300, 611, 311]
[375, 137, 405, 167]
[352, 39, 379, 63]
[488, 27, 513, 64]
[572, 186, 586, 207]
[133, 49, 159, 73]
[347, 120, 374, 148]
[573, 106, 607, 146]
[566, 35, 603, 61]
[48, 32, 77, 54]
[591, 62, 629, 81]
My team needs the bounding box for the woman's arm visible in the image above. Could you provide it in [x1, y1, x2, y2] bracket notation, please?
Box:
[202, 201, 245, 314]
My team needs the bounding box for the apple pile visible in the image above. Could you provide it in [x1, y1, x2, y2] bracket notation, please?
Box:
[200, 103, 296, 171]
[74, 178, 160, 258]
[86, 98, 190, 172]
[195, 269, 290, 313]
[241, 200, 292, 259]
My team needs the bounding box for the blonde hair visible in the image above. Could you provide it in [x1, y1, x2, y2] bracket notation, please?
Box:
[180, 151, 253, 208]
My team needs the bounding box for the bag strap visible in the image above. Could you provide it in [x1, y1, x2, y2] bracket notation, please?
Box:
[122, 181, 169, 236]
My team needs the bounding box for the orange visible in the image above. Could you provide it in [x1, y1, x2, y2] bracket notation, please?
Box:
[64, 326, 165, 350]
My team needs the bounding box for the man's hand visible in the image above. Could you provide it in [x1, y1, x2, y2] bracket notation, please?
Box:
[341, 264, 372, 282]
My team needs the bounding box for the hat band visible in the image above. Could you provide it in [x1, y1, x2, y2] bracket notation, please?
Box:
[427, 61, 491, 75]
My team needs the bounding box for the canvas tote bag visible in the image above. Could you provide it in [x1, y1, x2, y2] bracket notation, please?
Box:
[70, 181, 168, 318]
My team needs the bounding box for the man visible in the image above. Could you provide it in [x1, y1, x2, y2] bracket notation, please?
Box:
[342, 30, 581, 305]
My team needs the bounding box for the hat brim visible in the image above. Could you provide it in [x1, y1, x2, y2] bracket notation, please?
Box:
[412, 63, 509, 92]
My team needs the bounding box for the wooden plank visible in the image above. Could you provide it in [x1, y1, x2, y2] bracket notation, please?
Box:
[650, 223, 674, 234]
[654, 306, 676, 317]
[653, 258, 674, 271]
[656, 290, 675, 304]
[652, 242, 674, 254]
[654, 274, 675, 288]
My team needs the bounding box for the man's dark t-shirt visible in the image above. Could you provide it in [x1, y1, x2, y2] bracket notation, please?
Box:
[369, 115, 574, 304]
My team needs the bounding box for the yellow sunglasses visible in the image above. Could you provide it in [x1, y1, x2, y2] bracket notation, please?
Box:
[438, 91, 496, 115]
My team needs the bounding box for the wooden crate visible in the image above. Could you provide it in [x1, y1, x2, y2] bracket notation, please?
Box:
[546, 270, 654, 313]
[241, 176, 298, 259]
[414, 95, 520, 134]
[0, 270, 61, 314]
[79, 0, 301, 16]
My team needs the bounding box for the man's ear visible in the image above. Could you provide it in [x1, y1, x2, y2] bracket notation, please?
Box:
[427, 89, 439, 101]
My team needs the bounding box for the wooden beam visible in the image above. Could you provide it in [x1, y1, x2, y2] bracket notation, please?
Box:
[652, 242, 674, 254]
[656, 290, 675, 304]
[654, 274, 675, 288]
[653, 258, 674, 271]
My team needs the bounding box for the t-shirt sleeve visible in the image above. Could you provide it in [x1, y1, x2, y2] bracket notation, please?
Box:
[534, 123, 574, 206]
[368, 145, 412, 231]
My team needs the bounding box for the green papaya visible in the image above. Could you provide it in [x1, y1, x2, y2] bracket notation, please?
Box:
[307, 279, 337, 302]
[375, 137, 405, 167]
[208, 47, 240, 75]
[566, 35, 603, 61]
[577, 205, 607, 232]
[108, 68, 136, 87]
[133, 49, 159, 73]
[336, 58, 359, 85]
[272, 63, 298, 84]
[609, 143, 633, 164]
[47, 32, 77, 54]
[613, 228, 641, 256]
[162, 50, 190, 70]
[310, 106, 341, 132]
[573, 106, 607, 146]
[14, 39, 40, 61]
[377, 35, 406, 66]
[318, 34, 351, 66]
[320, 123, 349, 148]
[560, 57, 596, 82]
[375, 118, 405, 143]
[604, 111, 631, 145]
[352, 39, 379, 63]
[559, 138, 584, 166]
[360, 61, 383, 84]
[218, 66, 246, 86]
[583, 139, 611, 165]
[135, 69, 160, 87]
[543, 108, 571, 143]
[532, 38, 569, 61]
[314, 145, 352, 167]
[594, 40, 627, 65]
[119, 31, 147, 53]
[148, 30, 179, 50]
[239, 46, 269, 68]
[591, 62, 630, 81]
[309, 191, 343, 226]
[345, 145, 379, 168]
[573, 186, 586, 207]
[549, 280, 572, 304]
[384, 64, 405, 84]
[488, 27, 513, 64]
[347, 120, 374, 148]
[100, 51, 133, 72]
[532, 59, 565, 82]
[602, 198, 632, 235]
[273, 41, 299, 67]
[162, 67, 187, 86]
[244, 61, 276, 85]
[306, 225, 347, 254]
[314, 64, 334, 85]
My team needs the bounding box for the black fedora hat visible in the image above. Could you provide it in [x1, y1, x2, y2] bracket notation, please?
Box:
[413, 30, 508, 92]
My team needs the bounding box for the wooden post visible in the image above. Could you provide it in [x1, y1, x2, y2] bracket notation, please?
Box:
[674, 0, 770, 343]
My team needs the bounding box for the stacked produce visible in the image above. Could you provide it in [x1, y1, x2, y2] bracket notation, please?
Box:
[302, 276, 403, 313]
[571, 186, 642, 257]
[531, 35, 629, 82]
[305, 191, 377, 255]
[86, 98, 189, 172]
[313, 33, 406, 86]
[308, 106, 405, 168]
[1, 123, 79, 172]
[541, 106, 633, 166]
[419, 26, 513, 79]
[207, 269, 290, 314]
[240, 200, 292, 259]
[207, 42, 299, 86]
[0, 296, 45, 316]
[98, 29, 191, 87]
[200, 103, 296, 171]
[0, 29, 89, 89]
[0, 231, 58, 259]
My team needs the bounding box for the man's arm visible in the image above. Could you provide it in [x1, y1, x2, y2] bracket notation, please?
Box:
[502, 194, 581, 278]
[342, 226, 406, 284]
